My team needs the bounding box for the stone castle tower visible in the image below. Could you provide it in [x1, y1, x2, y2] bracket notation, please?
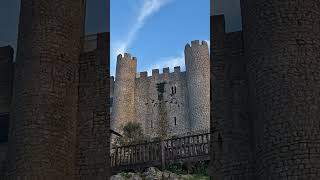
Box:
[1, 1, 111, 179]
[211, 0, 320, 179]
[111, 54, 137, 131]
[111, 40, 210, 139]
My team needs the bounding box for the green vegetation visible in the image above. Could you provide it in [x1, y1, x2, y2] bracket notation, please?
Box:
[115, 122, 145, 146]
[187, 175, 210, 180]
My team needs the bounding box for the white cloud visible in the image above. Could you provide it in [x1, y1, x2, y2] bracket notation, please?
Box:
[146, 50, 185, 75]
[146, 40, 210, 75]
[205, 40, 210, 49]
[111, 0, 172, 75]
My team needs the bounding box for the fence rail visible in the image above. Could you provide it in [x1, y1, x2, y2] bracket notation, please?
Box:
[110, 132, 210, 173]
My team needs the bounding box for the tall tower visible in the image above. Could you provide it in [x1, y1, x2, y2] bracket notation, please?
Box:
[7, 0, 86, 179]
[112, 53, 137, 132]
[185, 40, 210, 133]
[242, 0, 320, 178]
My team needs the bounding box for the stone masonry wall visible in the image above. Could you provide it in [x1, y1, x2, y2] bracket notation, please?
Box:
[6, 0, 86, 179]
[0, 46, 13, 178]
[0, 143, 8, 178]
[210, 15, 253, 180]
[135, 68, 189, 139]
[242, 0, 320, 179]
[77, 32, 110, 180]
[0, 46, 14, 114]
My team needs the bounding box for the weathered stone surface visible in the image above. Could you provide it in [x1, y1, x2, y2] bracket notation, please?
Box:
[211, 0, 320, 179]
[242, 0, 320, 179]
[0, 46, 14, 114]
[76, 33, 110, 179]
[6, 0, 86, 179]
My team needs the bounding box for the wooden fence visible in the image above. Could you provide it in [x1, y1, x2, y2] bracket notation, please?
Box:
[110, 132, 210, 173]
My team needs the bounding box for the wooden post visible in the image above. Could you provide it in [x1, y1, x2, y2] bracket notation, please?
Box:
[161, 140, 166, 170]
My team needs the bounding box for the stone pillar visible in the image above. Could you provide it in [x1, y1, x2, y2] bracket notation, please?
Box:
[77, 32, 110, 180]
[185, 40, 210, 133]
[6, 1, 86, 179]
[242, 0, 320, 179]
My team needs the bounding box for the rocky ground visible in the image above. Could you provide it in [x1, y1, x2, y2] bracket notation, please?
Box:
[110, 167, 209, 180]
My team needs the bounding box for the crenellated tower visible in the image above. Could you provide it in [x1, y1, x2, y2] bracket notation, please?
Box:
[185, 40, 210, 133]
[112, 53, 137, 132]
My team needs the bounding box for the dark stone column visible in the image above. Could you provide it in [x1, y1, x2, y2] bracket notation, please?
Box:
[7, 1, 86, 179]
[242, 0, 320, 179]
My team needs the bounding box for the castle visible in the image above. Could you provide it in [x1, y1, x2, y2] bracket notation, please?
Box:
[210, 0, 320, 179]
[1, 0, 320, 179]
[110, 40, 210, 139]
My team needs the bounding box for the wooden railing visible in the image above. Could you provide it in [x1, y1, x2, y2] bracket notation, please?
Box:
[110, 132, 210, 173]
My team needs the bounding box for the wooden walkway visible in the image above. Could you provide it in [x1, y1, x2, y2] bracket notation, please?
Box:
[110, 132, 210, 174]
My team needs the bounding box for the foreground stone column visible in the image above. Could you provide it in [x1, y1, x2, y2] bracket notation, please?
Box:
[242, 0, 320, 179]
[6, 1, 86, 179]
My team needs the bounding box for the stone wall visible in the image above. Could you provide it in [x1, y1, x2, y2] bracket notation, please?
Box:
[6, 0, 86, 179]
[242, 0, 320, 179]
[210, 15, 253, 179]
[136, 68, 190, 139]
[0, 143, 8, 178]
[77, 32, 110, 179]
[0, 46, 14, 114]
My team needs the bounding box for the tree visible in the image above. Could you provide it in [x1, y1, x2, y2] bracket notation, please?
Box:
[115, 122, 145, 146]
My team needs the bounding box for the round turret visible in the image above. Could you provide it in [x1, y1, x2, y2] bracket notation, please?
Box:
[112, 53, 137, 132]
[242, 0, 320, 178]
[185, 40, 210, 133]
[6, 0, 86, 179]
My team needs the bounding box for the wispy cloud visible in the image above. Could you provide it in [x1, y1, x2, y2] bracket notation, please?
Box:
[146, 50, 185, 75]
[145, 39, 210, 75]
[111, 0, 172, 75]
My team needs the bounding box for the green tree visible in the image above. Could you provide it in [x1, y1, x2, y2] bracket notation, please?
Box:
[116, 122, 145, 146]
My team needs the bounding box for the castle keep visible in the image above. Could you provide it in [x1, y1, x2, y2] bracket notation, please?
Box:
[111, 40, 210, 139]
[210, 0, 320, 179]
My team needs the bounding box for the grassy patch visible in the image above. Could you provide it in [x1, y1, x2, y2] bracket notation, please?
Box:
[187, 175, 210, 180]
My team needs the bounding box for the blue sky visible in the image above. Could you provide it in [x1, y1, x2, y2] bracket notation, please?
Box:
[110, 0, 210, 76]
[0, 1, 109, 59]
[0, 0, 242, 74]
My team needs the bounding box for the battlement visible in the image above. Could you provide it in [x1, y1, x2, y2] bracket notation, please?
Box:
[140, 71, 148, 78]
[134, 66, 186, 81]
[117, 53, 137, 61]
[163, 67, 170, 74]
[174, 66, 180, 73]
[152, 69, 159, 76]
[185, 40, 208, 50]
